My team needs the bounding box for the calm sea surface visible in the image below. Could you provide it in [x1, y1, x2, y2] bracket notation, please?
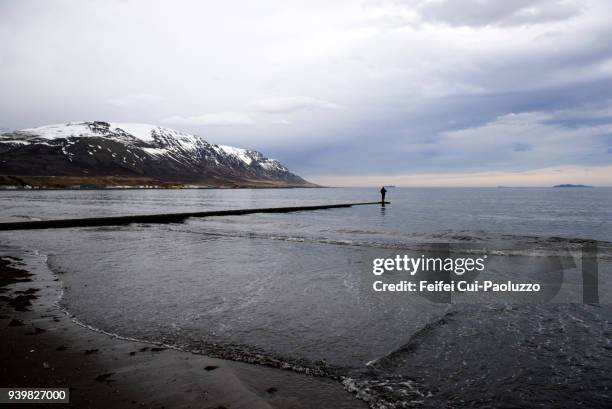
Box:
[1, 187, 611, 407]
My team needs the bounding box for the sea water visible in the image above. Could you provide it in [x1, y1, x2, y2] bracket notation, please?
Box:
[1, 187, 611, 407]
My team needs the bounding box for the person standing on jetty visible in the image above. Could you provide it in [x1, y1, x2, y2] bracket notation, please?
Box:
[380, 186, 387, 204]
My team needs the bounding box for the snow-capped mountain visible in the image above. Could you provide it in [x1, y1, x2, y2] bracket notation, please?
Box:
[0, 121, 314, 188]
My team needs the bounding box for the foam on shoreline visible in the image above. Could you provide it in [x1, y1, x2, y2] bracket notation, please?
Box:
[0, 247, 367, 409]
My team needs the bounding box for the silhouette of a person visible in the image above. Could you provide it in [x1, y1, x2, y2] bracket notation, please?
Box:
[380, 186, 387, 204]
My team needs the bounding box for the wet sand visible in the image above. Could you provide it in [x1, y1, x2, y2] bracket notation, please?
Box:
[0, 255, 367, 409]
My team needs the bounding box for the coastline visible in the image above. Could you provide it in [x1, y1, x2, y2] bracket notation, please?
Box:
[0, 252, 366, 409]
[0, 175, 320, 190]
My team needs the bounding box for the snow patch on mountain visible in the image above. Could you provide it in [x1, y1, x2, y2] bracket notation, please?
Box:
[142, 147, 169, 156]
[19, 123, 93, 140]
[213, 145, 253, 165]
[0, 121, 310, 186]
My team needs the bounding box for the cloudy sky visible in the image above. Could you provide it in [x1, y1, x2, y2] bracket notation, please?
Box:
[1, 0, 612, 186]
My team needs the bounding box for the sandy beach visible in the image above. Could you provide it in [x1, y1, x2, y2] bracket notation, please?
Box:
[0, 255, 367, 409]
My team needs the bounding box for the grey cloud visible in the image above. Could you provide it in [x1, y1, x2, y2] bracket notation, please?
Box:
[290, 94, 612, 177]
[252, 97, 344, 114]
[415, 0, 583, 27]
[512, 143, 533, 152]
[107, 94, 164, 108]
[270, 119, 294, 126]
[160, 112, 254, 126]
[1, 0, 612, 182]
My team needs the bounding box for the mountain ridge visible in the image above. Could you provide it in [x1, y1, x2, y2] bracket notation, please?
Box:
[0, 121, 316, 188]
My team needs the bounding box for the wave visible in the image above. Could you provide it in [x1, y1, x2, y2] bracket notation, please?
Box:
[160, 224, 612, 259]
[339, 311, 460, 409]
[8, 239, 611, 409]
[35, 246, 450, 409]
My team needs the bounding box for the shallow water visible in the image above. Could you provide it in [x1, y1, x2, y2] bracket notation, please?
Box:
[1, 187, 611, 407]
